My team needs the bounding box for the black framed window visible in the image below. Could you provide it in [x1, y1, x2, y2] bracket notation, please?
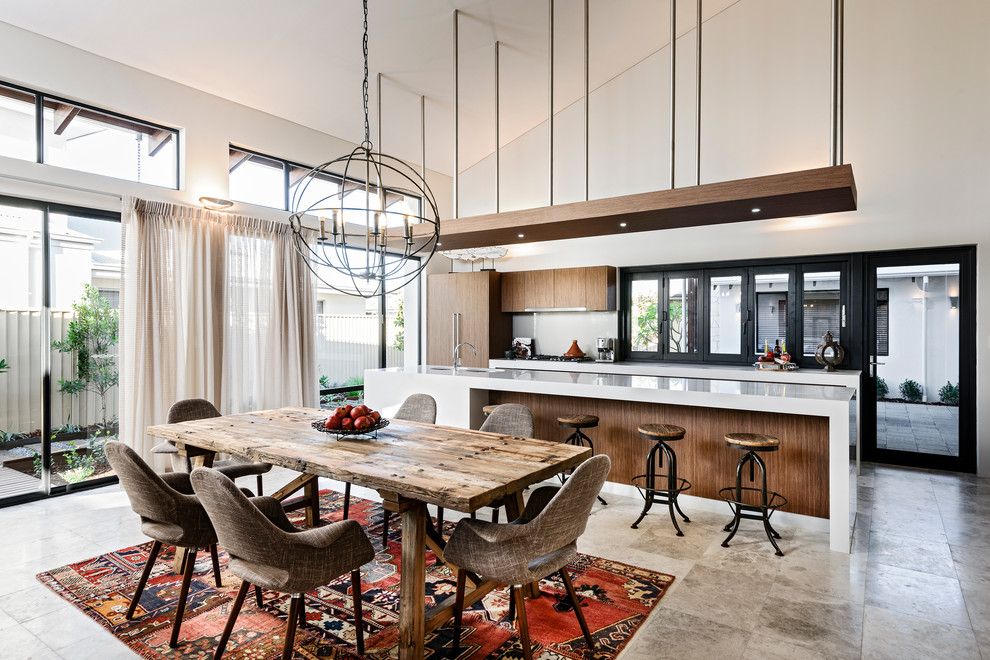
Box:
[751, 268, 795, 357]
[663, 271, 701, 359]
[704, 269, 748, 361]
[628, 274, 661, 356]
[0, 80, 179, 189]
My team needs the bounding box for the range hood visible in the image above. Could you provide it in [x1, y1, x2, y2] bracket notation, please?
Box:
[417, 165, 856, 251]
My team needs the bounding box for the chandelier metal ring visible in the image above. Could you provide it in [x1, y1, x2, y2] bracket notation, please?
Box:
[287, 0, 441, 298]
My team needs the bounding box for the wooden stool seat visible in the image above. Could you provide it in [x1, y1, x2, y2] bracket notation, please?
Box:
[638, 423, 686, 441]
[482, 404, 499, 416]
[557, 414, 599, 429]
[724, 432, 779, 449]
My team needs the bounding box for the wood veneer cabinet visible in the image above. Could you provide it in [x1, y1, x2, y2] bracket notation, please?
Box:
[427, 271, 511, 368]
[501, 266, 616, 312]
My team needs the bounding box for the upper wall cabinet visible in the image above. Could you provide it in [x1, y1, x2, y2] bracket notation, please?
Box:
[502, 266, 616, 312]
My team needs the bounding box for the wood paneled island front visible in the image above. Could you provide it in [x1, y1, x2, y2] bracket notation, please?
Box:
[364, 365, 856, 552]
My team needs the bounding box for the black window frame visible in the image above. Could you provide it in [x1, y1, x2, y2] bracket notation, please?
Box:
[797, 262, 848, 367]
[0, 78, 180, 190]
[750, 265, 796, 358]
[661, 270, 703, 361]
[703, 268, 751, 363]
[875, 287, 890, 357]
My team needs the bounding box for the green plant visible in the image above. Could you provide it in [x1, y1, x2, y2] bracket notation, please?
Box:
[876, 377, 889, 399]
[392, 299, 405, 351]
[51, 285, 119, 433]
[0, 357, 8, 373]
[899, 379, 923, 402]
[633, 294, 659, 350]
[938, 381, 960, 406]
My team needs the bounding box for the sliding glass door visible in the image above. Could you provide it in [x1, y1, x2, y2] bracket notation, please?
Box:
[864, 247, 975, 471]
[0, 196, 120, 505]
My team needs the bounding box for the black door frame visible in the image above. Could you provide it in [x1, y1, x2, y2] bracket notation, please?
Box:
[862, 245, 976, 472]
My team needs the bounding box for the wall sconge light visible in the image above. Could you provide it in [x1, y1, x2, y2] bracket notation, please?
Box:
[950, 296, 959, 309]
[199, 196, 234, 210]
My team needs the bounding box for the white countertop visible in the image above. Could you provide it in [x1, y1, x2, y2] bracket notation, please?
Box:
[488, 359, 862, 388]
[369, 365, 854, 418]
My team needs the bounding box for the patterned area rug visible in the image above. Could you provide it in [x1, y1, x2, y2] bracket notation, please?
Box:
[37, 490, 674, 658]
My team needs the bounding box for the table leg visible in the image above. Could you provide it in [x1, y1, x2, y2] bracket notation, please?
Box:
[398, 500, 427, 660]
[503, 491, 540, 599]
[172, 546, 187, 575]
[303, 478, 321, 528]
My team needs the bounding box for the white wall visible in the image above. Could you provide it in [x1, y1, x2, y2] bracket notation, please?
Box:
[451, 0, 990, 473]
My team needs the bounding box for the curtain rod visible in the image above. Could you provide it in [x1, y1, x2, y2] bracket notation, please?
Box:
[0, 172, 124, 200]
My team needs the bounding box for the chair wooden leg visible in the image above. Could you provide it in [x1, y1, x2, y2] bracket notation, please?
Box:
[381, 509, 391, 548]
[282, 595, 301, 660]
[209, 544, 223, 588]
[214, 580, 250, 659]
[254, 585, 264, 608]
[351, 570, 365, 656]
[436, 506, 445, 533]
[169, 547, 197, 648]
[512, 585, 533, 660]
[297, 593, 307, 628]
[343, 482, 351, 519]
[126, 540, 162, 620]
[507, 585, 516, 622]
[256, 474, 264, 496]
[452, 569, 467, 653]
[559, 569, 595, 649]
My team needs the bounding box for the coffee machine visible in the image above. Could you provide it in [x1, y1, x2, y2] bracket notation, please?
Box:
[596, 337, 615, 362]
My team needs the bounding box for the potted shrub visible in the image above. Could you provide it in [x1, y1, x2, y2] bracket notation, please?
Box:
[899, 379, 923, 402]
[938, 381, 960, 406]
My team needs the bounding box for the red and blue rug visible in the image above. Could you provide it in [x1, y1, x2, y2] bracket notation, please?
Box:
[37, 490, 674, 658]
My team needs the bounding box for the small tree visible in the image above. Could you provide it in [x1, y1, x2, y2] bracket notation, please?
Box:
[634, 294, 659, 350]
[51, 285, 119, 434]
[899, 379, 923, 402]
[392, 299, 405, 351]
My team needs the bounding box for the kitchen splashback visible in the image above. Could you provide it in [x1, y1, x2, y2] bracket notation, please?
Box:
[511, 311, 618, 357]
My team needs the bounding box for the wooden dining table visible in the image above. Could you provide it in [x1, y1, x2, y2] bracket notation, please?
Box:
[146, 406, 591, 659]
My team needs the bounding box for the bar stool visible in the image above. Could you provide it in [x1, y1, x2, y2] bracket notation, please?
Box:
[630, 424, 691, 535]
[718, 432, 788, 556]
[557, 414, 607, 506]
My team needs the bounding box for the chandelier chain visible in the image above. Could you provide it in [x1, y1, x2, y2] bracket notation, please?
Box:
[362, 0, 371, 148]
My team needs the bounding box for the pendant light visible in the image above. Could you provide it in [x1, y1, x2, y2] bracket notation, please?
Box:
[288, 0, 440, 298]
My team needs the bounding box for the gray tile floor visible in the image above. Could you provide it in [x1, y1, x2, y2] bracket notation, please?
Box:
[876, 401, 959, 455]
[1, 463, 988, 659]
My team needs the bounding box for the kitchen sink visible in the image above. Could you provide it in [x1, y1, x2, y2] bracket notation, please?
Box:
[426, 366, 502, 374]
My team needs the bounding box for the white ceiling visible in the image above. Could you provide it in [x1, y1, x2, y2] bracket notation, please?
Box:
[0, 0, 732, 176]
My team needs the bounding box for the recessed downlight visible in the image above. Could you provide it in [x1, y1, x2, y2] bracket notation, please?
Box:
[751, 207, 761, 214]
[517, 233, 525, 238]
[619, 222, 628, 228]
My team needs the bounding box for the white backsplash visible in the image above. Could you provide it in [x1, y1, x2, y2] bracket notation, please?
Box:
[511, 312, 618, 357]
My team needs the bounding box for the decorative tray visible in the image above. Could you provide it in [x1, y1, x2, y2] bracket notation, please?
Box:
[754, 361, 798, 371]
[311, 418, 389, 440]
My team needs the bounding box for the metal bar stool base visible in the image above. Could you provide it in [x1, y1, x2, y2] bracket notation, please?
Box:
[718, 487, 788, 556]
[631, 473, 692, 535]
[559, 428, 607, 506]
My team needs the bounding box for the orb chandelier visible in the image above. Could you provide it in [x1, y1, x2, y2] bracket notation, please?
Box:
[288, 0, 440, 298]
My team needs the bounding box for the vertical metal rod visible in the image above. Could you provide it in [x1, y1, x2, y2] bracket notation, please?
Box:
[829, 0, 844, 165]
[377, 72, 382, 151]
[584, 0, 590, 201]
[548, 0, 555, 206]
[41, 205, 51, 495]
[669, 0, 676, 190]
[420, 95, 427, 184]
[495, 40, 501, 213]
[453, 10, 460, 218]
[696, 0, 702, 185]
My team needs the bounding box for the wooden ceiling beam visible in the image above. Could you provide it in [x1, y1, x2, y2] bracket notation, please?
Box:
[416, 165, 857, 250]
[52, 103, 81, 135]
[147, 129, 173, 157]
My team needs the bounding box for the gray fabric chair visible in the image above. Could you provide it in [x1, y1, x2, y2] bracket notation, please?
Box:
[444, 454, 611, 660]
[190, 467, 375, 659]
[472, 403, 536, 524]
[344, 394, 438, 547]
[106, 441, 268, 648]
[153, 398, 273, 494]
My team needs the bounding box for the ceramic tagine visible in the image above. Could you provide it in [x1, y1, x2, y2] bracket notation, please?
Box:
[563, 340, 585, 358]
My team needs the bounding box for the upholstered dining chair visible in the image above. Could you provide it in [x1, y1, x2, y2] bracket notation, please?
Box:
[342, 393, 438, 547]
[190, 467, 376, 659]
[474, 403, 535, 523]
[152, 398, 273, 494]
[106, 441, 255, 648]
[444, 454, 611, 660]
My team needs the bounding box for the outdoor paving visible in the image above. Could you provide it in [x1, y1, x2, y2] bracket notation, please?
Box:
[877, 401, 959, 456]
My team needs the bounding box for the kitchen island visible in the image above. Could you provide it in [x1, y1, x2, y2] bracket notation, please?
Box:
[364, 365, 856, 552]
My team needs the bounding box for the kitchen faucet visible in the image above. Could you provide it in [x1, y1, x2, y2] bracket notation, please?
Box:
[453, 342, 478, 370]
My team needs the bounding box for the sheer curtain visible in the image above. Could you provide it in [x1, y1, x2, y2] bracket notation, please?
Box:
[120, 198, 316, 463]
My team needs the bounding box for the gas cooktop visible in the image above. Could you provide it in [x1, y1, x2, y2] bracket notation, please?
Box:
[523, 354, 595, 362]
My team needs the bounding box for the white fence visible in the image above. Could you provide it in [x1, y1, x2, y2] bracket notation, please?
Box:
[0, 309, 118, 436]
[315, 313, 403, 385]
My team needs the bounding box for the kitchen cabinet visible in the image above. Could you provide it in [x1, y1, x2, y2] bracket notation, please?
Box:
[427, 271, 511, 367]
[501, 266, 616, 312]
